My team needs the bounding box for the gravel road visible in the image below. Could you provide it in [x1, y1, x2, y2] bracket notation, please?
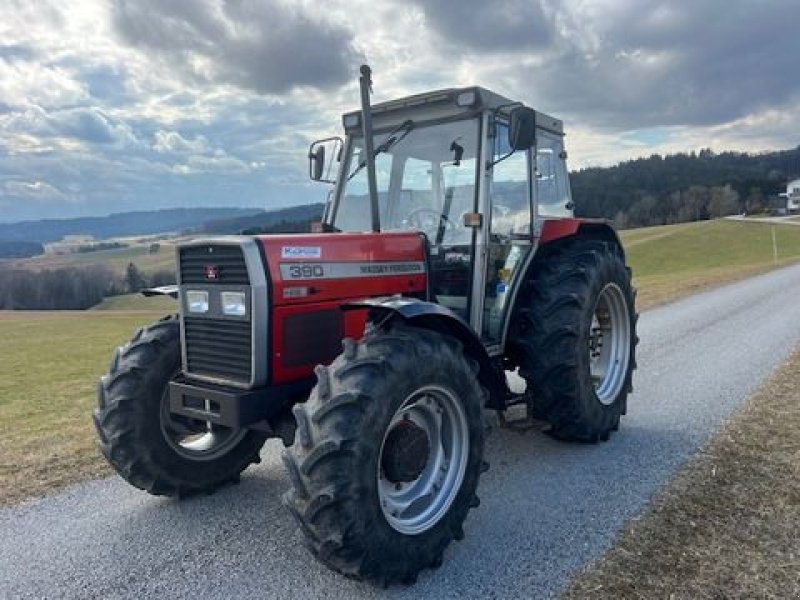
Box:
[3, 263, 800, 600]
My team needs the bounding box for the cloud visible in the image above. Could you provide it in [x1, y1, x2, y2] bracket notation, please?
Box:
[153, 130, 210, 154]
[0, 0, 799, 222]
[453, 0, 800, 130]
[411, 0, 552, 51]
[110, 0, 364, 95]
[1, 106, 137, 148]
[4, 179, 70, 202]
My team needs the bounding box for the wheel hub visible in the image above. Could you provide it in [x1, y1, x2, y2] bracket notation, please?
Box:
[377, 385, 470, 535]
[381, 420, 430, 483]
[588, 283, 631, 405]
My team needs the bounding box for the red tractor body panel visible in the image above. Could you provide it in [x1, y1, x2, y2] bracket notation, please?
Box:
[256, 232, 428, 383]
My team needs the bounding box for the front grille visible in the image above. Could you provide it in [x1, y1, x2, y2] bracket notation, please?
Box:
[179, 242, 255, 386]
[184, 317, 252, 384]
[179, 244, 249, 284]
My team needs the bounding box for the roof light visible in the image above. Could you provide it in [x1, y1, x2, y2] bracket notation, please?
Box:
[343, 113, 360, 128]
[456, 91, 477, 107]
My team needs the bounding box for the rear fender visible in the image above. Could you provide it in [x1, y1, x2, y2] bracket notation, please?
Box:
[343, 296, 510, 409]
[540, 218, 625, 259]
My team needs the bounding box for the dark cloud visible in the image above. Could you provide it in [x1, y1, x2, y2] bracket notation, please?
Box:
[412, 0, 552, 51]
[414, 0, 800, 129]
[111, 0, 363, 94]
[6, 106, 133, 145]
[532, 1, 800, 128]
[0, 44, 35, 61]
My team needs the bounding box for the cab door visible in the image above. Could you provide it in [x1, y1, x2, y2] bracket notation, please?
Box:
[481, 121, 534, 345]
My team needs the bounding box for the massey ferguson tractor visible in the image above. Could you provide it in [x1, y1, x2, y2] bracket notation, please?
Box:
[93, 66, 637, 585]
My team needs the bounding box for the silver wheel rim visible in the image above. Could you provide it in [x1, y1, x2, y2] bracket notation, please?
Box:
[159, 386, 247, 461]
[589, 283, 631, 406]
[377, 385, 469, 535]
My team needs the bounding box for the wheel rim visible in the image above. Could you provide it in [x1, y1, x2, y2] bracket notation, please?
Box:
[589, 283, 631, 406]
[159, 384, 247, 461]
[377, 385, 469, 535]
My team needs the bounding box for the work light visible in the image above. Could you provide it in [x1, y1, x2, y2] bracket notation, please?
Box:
[186, 290, 209, 314]
[221, 291, 246, 316]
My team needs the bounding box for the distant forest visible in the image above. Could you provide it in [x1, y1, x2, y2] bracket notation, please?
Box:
[571, 146, 800, 228]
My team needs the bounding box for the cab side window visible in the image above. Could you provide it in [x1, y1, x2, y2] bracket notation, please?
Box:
[536, 131, 571, 217]
[491, 123, 531, 238]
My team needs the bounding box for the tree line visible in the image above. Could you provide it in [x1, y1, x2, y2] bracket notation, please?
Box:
[0, 263, 175, 310]
[571, 146, 800, 227]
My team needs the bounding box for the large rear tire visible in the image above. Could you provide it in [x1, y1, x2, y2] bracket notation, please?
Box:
[93, 316, 267, 497]
[509, 240, 637, 442]
[282, 321, 485, 585]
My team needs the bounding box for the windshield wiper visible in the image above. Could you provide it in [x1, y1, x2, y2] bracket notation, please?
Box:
[347, 119, 414, 181]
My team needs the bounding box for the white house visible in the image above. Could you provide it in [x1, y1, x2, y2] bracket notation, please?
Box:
[779, 179, 800, 213]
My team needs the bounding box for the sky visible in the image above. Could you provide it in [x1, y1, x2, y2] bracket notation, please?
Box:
[1, 0, 799, 223]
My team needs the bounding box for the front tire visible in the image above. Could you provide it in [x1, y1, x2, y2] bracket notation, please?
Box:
[282, 321, 485, 585]
[93, 316, 267, 497]
[509, 240, 637, 442]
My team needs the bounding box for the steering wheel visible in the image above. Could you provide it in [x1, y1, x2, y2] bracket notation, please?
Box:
[405, 207, 454, 239]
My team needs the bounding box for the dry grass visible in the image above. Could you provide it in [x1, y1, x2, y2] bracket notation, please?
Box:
[0, 311, 166, 506]
[563, 349, 800, 600]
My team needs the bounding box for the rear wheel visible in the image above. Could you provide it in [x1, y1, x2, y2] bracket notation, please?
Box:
[282, 321, 485, 585]
[93, 316, 267, 497]
[509, 240, 637, 442]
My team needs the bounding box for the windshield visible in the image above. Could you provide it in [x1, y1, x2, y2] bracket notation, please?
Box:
[332, 119, 479, 245]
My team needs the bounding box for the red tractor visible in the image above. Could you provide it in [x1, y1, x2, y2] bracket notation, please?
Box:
[94, 66, 636, 585]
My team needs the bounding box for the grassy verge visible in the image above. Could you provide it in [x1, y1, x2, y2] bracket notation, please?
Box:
[0, 311, 166, 506]
[621, 219, 800, 309]
[563, 349, 800, 599]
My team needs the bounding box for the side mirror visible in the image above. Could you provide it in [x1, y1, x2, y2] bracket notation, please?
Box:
[508, 106, 536, 151]
[310, 145, 325, 180]
[308, 137, 343, 183]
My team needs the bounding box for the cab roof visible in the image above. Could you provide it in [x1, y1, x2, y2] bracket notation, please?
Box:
[342, 86, 563, 136]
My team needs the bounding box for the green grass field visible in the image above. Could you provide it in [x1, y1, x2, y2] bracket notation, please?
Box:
[3, 218, 800, 505]
[621, 219, 800, 308]
[91, 293, 176, 311]
[0, 311, 163, 505]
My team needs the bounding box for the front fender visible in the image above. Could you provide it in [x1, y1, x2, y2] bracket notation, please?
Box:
[342, 296, 510, 408]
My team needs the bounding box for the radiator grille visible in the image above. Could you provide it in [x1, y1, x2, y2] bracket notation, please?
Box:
[184, 317, 252, 384]
[179, 244, 249, 285]
[179, 242, 254, 386]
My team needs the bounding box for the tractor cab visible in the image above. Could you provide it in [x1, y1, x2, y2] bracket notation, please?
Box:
[310, 86, 573, 348]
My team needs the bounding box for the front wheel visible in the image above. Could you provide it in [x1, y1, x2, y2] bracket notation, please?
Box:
[282, 321, 486, 585]
[93, 316, 267, 497]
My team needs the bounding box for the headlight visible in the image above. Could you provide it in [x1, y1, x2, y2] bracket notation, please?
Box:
[221, 291, 246, 316]
[186, 290, 208, 313]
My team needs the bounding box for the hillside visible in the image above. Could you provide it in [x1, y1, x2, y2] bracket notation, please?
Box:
[0, 207, 263, 243]
[571, 145, 800, 227]
[201, 203, 325, 234]
[621, 218, 800, 307]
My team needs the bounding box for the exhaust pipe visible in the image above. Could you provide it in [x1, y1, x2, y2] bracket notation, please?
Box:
[359, 64, 380, 233]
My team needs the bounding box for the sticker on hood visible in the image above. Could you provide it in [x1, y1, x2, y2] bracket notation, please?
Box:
[281, 246, 322, 259]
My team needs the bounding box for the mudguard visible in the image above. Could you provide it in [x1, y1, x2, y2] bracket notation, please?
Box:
[343, 296, 510, 408]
